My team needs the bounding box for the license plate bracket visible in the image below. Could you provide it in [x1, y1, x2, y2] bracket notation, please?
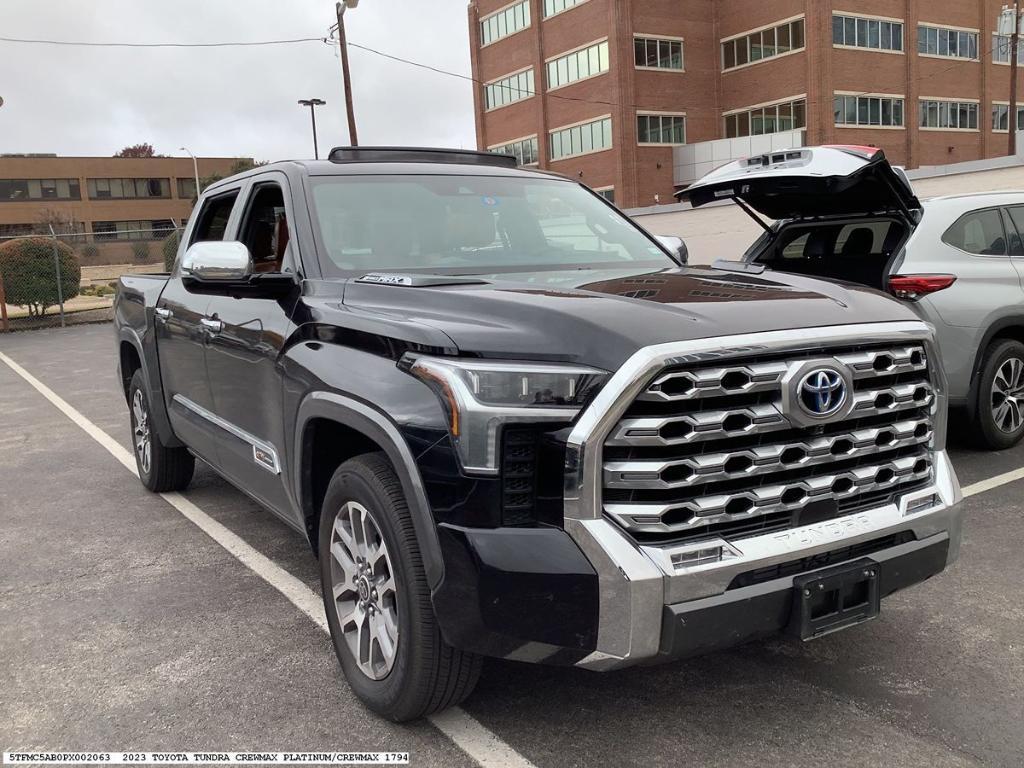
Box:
[791, 558, 880, 641]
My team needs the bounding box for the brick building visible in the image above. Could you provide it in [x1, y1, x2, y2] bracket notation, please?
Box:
[0, 154, 244, 241]
[468, 0, 1024, 209]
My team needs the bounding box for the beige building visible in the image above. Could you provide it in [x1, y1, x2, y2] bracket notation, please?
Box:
[0, 154, 243, 243]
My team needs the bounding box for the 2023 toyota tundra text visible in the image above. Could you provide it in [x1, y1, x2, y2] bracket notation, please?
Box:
[114, 146, 963, 722]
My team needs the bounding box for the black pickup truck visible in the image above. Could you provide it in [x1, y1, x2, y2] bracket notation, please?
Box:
[115, 146, 962, 722]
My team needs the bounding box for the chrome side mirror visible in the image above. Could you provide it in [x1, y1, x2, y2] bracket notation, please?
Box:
[655, 235, 689, 265]
[180, 241, 253, 281]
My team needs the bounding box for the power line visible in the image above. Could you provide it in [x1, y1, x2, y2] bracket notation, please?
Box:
[0, 35, 326, 48]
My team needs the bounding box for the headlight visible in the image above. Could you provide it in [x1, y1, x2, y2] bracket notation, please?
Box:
[403, 356, 608, 474]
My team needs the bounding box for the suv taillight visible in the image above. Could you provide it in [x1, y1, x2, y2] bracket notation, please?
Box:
[888, 274, 957, 301]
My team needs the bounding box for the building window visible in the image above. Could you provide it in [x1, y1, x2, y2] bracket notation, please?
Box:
[547, 40, 610, 90]
[92, 220, 176, 242]
[993, 103, 1024, 131]
[919, 100, 979, 130]
[724, 98, 807, 138]
[634, 36, 684, 70]
[543, 0, 585, 19]
[917, 25, 978, 59]
[480, 1, 530, 46]
[87, 178, 171, 200]
[832, 14, 904, 52]
[834, 94, 905, 127]
[0, 178, 81, 201]
[550, 116, 613, 161]
[0, 223, 36, 237]
[637, 114, 686, 145]
[594, 187, 615, 203]
[177, 178, 198, 199]
[722, 18, 804, 71]
[483, 68, 535, 110]
[489, 136, 540, 166]
[992, 34, 1024, 64]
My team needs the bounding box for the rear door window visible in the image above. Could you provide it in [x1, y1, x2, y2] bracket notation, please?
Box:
[942, 208, 1007, 256]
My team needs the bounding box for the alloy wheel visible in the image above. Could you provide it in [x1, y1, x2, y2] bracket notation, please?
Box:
[132, 389, 152, 475]
[992, 357, 1024, 434]
[329, 501, 400, 680]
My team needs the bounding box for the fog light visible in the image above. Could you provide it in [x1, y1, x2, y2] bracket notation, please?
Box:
[905, 493, 939, 516]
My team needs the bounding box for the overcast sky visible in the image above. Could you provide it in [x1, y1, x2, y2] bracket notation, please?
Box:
[0, 0, 477, 161]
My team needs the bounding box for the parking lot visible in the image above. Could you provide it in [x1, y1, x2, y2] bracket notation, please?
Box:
[2, 323, 1024, 768]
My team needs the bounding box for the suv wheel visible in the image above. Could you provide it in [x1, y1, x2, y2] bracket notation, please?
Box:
[128, 369, 195, 491]
[319, 453, 481, 722]
[972, 339, 1024, 450]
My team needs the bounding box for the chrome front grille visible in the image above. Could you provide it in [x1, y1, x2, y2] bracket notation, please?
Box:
[602, 343, 935, 543]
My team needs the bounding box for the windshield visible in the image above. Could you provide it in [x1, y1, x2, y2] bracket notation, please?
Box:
[309, 174, 673, 275]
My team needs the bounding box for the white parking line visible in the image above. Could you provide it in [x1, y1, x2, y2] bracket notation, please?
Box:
[962, 467, 1024, 498]
[0, 350, 537, 768]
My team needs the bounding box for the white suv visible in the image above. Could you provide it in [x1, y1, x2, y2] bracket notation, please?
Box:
[683, 145, 1024, 449]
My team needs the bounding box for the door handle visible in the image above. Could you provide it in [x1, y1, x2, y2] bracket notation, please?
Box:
[200, 317, 224, 334]
[154, 307, 172, 322]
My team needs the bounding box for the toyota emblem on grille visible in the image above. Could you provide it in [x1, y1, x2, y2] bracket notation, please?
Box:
[799, 368, 847, 417]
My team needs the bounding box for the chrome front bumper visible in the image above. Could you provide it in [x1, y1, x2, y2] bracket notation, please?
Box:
[561, 322, 964, 671]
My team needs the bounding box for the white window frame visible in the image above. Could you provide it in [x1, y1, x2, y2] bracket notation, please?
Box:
[831, 11, 905, 54]
[633, 34, 686, 72]
[479, 0, 531, 47]
[483, 67, 536, 112]
[722, 94, 807, 138]
[992, 101, 1024, 132]
[833, 91, 907, 129]
[542, 0, 590, 21]
[635, 111, 687, 146]
[918, 97, 981, 132]
[487, 134, 540, 166]
[992, 33, 1024, 66]
[546, 38, 610, 91]
[721, 15, 806, 72]
[549, 115, 613, 161]
[917, 23, 979, 61]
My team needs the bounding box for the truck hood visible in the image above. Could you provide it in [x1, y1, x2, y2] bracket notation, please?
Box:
[679, 145, 922, 221]
[337, 265, 920, 372]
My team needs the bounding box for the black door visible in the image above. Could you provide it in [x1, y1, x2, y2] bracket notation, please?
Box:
[156, 189, 239, 463]
[203, 176, 301, 519]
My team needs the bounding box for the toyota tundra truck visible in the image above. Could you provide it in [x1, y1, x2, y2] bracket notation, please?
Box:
[114, 146, 963, 722]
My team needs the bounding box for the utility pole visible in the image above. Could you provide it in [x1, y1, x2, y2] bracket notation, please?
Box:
[298, 98, 327, 159]
[1011, 0, 1021, 156]
[335, 1, 359, 146]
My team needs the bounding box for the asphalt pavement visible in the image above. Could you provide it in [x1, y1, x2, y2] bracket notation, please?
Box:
[2, 323, 1023, 767]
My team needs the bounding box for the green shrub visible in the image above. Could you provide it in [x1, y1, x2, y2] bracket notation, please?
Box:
[80, 284, 96, 296]
[79, 243, 100, 263]
[131, 241, 152, 263]
[162, 231, 181, 272]
[0, 237, 81, 317]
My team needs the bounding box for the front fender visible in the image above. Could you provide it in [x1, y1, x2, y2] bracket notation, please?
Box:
[293, 391, 445, 590]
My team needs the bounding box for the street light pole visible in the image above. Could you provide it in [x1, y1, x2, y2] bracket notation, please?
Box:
[1012, 0, 1021, 156]
[336, 0, 359, 146]
[298, 98, 327, 159]
[179, 146, 201, 197]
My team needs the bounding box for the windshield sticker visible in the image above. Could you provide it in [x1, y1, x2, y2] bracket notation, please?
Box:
[481, 196, 500, 207]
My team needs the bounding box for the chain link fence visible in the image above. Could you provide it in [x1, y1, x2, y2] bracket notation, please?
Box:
[0, 226, 184, 332]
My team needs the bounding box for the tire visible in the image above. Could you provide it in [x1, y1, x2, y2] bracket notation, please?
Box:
[128, 369, 195, 492]
[319, 452, 481, 722]
[971, 339, 1024, 450]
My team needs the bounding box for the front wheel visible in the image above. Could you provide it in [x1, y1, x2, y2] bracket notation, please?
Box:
[319, 453, 481, 722]
[128, 369, 195, 492]
[971, 339, 1024, 450]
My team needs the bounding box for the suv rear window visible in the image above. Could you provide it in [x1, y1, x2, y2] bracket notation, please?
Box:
[942, 208, 1007, 256]
[308, 175, 672, 275]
